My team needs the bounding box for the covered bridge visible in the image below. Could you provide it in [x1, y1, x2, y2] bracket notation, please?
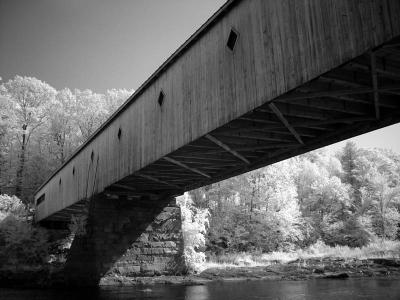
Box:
[33, 0, 400, 283]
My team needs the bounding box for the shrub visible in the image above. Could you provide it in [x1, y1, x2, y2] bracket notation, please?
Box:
[322, 217, 370, 248]
[0, 215, 48, 266]
[0, 194, 27, 220]
[177, 193, 209, 273]
[0, 194, 49, 267]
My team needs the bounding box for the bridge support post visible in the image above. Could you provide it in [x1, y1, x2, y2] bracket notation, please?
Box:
[64, 192, 186, 285]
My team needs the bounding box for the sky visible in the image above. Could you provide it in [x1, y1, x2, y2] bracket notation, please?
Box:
[325, 124, 400, 155]
[0, 0, 399, 154]
[0, 0, 226, 91]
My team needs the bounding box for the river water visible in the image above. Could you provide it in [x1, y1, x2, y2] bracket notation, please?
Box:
[1, 278, 400, 300]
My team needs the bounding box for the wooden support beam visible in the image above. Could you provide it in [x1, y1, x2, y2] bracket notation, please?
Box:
[277, 84, 400, 101]
[141, 173, 203, 181]
[214, 133, 293, 143]
[185, 117, 385, 194]
[214, 126, 285, 136]
[212, 122, 284, 135]
[197, 143, 298, 154]
[158, 158, 236, 167]
[168, 159, 238, 168]
[184, 144, 218, 150]
[277, 97, 368, 116]
[370, 51, 380, 119]
[268, 103, 304, 144]
[252, 128, 315, 138]
[347, 62, 400, 81]
[162, 177, 197, 182]
[256, 107, 326, 121]
[163, 157, 211, 178]
[142, 169, 205, 176]
[320, 76, 400, 97]
[239, 117, 280, 124]
[112, 183, 138, 193]
[292, 116, 375, 127]
[177, 148, 264, 156]
[319, 75, 367, 88]
[171, 154, 237, 163]
[296, 82, 397, 109]
[326, 94, 396, 109]
[117, 181, 176, 190]
[135, 172, 182, 189]
[139, 166, 197, 173]
[109, 183, 161, 197]
[238, 117, 328, 131]
[205, 134, 250, 164]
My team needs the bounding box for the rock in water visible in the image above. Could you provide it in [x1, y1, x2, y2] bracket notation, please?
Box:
[323, 272, 349, 279]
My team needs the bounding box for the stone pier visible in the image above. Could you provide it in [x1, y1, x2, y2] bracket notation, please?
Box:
[64, 193, 186, 285]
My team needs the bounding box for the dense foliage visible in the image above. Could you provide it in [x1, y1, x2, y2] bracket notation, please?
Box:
[178, 194, 209, 272]
[0, 76, 133, 203]
[187, 142, 400, 253]
[0, 194, 48, 266]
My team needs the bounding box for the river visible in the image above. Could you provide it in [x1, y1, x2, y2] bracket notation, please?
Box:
[1, 278, 400, 299]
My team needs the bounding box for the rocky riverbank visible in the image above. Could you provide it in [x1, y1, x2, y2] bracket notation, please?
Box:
[99, 257, 400, 286]
[1, 257, 400, 288]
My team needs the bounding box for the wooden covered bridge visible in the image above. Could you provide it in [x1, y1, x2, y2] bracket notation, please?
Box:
[34, 0, 400, 283]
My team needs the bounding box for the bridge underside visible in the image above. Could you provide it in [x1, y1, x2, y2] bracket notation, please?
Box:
[44, 36, 400, 224]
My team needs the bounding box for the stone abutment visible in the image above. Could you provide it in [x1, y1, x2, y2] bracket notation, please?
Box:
[63, 193, 186, 285]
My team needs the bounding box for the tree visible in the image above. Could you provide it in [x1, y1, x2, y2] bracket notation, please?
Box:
[296, 151, 353, 245]
[47, 88, 78, 164]
[0, 76, 135, 201]
[103, 88, 133, 115]
[253, 160, 303, 251]
[354, 148, 400, 239]
[244, 169, 264, 219]
[73, 89, 108, 142]
[0, 94, 15, 194]
[340, 141, 361, 209]
[362, 170, 400, 239]
[199, 159, 306, 253]
[178, 193, 209, 272]
[1, 76, 56, 200]
[341, 141, 358, 184]
[0, 194, 48, 266]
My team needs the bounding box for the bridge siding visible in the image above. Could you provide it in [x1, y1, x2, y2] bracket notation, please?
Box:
[35, 0, 400, 221]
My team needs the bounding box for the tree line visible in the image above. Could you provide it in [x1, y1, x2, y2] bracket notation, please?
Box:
[1, 75, 399, 257]
[186, 142, 400, 253]
[0, 75, 133, 203]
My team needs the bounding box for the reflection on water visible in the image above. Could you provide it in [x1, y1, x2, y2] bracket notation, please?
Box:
[185, 285, 210, 300]
[1, 278, 400, 300]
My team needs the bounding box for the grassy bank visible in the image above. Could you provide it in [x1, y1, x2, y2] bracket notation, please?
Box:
[204, 239, 400, 269]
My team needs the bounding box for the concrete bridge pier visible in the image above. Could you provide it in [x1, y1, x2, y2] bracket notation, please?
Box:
[64, 193, 186, 285]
